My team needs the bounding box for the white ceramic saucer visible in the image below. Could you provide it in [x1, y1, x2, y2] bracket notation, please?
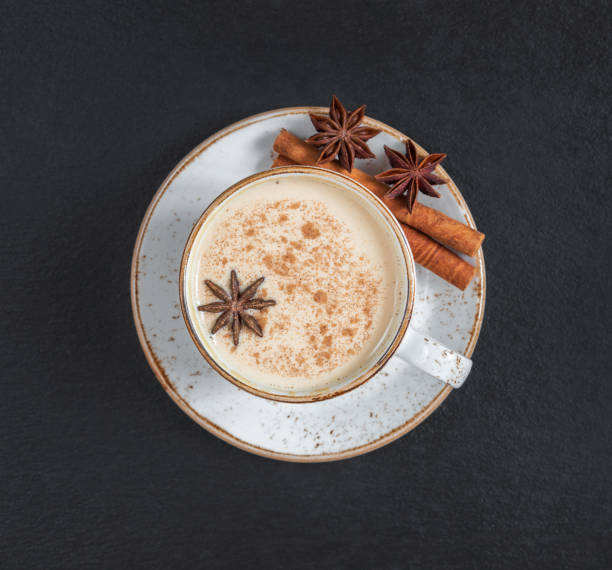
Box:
[130, 107, 486, 462]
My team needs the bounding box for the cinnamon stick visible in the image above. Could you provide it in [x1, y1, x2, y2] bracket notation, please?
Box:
[273, 129, 484, 257]
[401, 225, 476, 290]
[272, 154, 301, 168]
[272, 154, 477, 290]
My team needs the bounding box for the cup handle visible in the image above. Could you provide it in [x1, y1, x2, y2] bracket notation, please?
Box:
[394, 327, 472, 388]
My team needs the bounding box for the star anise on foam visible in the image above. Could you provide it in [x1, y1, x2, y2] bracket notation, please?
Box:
[375, 140, 448, 213]
[197, 270, 276, 346]
[306, 95, 381, 172]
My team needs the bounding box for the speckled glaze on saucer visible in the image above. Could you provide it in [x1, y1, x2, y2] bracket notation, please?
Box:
[130, 107, 486, 462]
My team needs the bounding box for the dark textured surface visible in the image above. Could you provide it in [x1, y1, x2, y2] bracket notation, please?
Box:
[2, 1, 611, 568]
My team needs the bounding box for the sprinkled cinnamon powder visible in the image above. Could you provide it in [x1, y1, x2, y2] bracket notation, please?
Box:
[196, 195, 384, 381]
[301, 221, 321, 239]
[313, 290, 327, 304]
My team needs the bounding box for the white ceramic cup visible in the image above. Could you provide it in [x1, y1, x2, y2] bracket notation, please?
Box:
[180, 167, 471, 403]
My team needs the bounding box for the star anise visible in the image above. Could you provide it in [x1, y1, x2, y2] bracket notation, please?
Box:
[197, 270, 276, 346]
[375, 140, 448, 213]
[306, 95, 381, 172]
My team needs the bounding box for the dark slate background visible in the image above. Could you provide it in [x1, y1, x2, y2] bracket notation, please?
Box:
[2, 1, 611, 568]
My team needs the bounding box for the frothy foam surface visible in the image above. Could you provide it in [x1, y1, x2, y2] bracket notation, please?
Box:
[185, 174, 408, 395]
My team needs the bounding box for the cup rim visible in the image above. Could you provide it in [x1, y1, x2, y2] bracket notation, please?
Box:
[179, 165, 416, 403]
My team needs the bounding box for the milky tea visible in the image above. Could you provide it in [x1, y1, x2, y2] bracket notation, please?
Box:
[182, 171, 409, 398]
